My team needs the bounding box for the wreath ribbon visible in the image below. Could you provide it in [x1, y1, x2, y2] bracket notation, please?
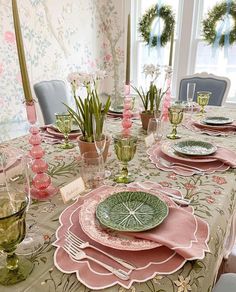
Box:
[212, 0, 232, 57]
[149, 0, 163, 55]
[139, 4, 175, 49]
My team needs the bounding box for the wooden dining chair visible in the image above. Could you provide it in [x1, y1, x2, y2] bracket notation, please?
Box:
[34, 80, 70, 125]
[213, 273, 236, 291]
[178, 72, 231, 106]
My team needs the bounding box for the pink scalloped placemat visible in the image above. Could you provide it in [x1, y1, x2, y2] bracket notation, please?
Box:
[184, 119, 236, 136]
[53, 185, 210, 290]
[147, 144, 229, 176]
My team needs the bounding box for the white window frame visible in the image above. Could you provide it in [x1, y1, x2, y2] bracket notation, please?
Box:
[129, 0, 236, 105]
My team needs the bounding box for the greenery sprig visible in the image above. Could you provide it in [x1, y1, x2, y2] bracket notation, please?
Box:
[202, 1, 236, 47]
[139, 4, 175, 47]
[132, 64, 172, 114]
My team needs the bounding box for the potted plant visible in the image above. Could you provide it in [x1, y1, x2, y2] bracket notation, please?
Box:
[132, 64, 172, 130]
[65, 70, 111, 161]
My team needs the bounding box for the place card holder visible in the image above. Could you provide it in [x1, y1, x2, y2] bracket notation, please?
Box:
[60, 177, 86, 203]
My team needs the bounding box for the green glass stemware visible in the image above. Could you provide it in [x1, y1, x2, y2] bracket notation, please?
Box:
[197, 91, 211, 114]
[114, 135, 137, 183]
[0, 192, 33, 286]
[55, 113, 75, 149]
[167, 105, 184, 139]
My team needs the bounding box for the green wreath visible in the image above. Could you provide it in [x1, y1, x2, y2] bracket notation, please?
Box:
[202, 1, 236, 47]
[139, 4, 175, 47]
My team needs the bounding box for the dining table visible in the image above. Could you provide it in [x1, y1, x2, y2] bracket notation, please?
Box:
[1, 105, 236, 292]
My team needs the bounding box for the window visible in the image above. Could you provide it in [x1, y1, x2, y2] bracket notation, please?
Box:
[132, 0, 236, 103]
[131, 0, 181, 92]
[194, 0, 236, 102]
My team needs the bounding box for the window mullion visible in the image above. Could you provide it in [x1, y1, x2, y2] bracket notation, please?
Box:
[175, 0, 195, 97]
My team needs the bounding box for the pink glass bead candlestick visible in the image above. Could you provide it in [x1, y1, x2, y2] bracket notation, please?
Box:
[161, 78, 172, 122]
[26, 103, 58, 200]
[122, 85, 133, 137]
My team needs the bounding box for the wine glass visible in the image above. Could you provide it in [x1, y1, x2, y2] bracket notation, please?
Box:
[114, 135, 137, 183]
[197, 91, 211, 114]
[55, 113, 75, 149]
[92, 114, 111, 177]
[187, 82, 196, 114]
[0, 150, 34, 285]
[167, 105, 184, 139]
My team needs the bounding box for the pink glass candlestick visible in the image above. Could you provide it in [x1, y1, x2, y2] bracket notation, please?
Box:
[161, 78, 171, 122]
[122, 85, 133, 137]
[26, 103, 58, 200]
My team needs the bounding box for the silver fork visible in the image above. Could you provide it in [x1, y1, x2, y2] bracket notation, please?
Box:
[64, 241, 130, 281]
[66, 231, 135, 270]
[159, 157, 203, 172]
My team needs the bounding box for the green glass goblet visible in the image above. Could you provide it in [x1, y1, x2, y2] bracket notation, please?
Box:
[0, 192, 33, 286]
[197, 91, 211, 115]
[114, 135, 137, 183]
[55, 113, 75, 149]
[167, 105, 184, 139]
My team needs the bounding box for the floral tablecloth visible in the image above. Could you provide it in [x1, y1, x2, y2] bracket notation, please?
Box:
[1, 106, 236, 292]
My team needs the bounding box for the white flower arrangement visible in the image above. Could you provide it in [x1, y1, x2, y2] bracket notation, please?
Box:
[142, 64, 161, 81]
[67, 69, 107, 96]
[65, 69, 110, 142]
[132, 64, 172, 114]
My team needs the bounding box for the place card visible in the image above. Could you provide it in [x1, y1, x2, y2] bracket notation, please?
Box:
[145, 133, 155, 147]
[60, 177, 86, 203]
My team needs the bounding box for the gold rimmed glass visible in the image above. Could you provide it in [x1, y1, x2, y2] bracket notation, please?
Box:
[197, 91, 211, 114]
[55, 113, 75, 149]
[167, 105, 184, 139]
[114, 135, 137, 183]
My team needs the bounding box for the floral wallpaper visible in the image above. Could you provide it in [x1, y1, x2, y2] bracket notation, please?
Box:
[0, 0, 125, 125]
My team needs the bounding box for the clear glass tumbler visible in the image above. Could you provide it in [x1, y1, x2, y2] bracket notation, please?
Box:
[81, 152, 105, 189]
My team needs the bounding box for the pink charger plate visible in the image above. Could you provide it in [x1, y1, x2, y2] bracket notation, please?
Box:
[161, 141, 217, 163]
[193, 120, 236, 131]
[147, 144, 229, 176]
[46, 127, 80, 139]
[53, 185, 209, 290]
[184, 119, 236, 136]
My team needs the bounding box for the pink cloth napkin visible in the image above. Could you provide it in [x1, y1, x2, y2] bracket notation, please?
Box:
[194, 147, 236, 168]
[123, 207, 209, 260]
